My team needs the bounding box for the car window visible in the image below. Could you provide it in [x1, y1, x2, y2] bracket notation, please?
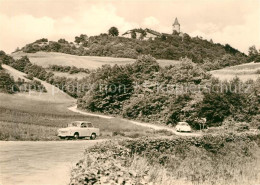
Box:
[81, 122, 87, 128]
[87, 123, 93, 128]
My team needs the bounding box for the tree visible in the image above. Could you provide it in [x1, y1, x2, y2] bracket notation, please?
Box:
[131, 31, 136, 39]
[81, 65, 133, 113]
[108, 27, 119, 36]
[248, 45, 259, 62]
[199, 92, 231, 124]
[0, 71, 16, 93]
[161, 35, 166, 41]
[75, 34, 88, 44]
[10, 56, 30, 72]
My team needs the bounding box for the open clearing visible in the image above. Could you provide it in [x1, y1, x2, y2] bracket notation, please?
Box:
[210, 62, 260, 81]
[11, 51, 180, 69]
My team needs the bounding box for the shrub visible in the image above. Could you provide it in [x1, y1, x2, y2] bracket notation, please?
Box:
[10, 56, 30, 72]
[0, 71, 16, 93]
[71, 133, 260, 185]
[25, 73, 34, 80]
[236, 123, 249, 132]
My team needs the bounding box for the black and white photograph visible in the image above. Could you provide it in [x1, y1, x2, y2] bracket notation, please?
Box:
[0, 0, 260, 184]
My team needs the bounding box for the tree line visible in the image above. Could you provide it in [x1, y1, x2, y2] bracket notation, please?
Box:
[1, 51, 259, 129]
[19, 30, 249, 71]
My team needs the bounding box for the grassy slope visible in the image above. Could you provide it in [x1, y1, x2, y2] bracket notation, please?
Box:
[12, 51, 260, 82]
[210, 62, 260, 81]
[11, 51, 180, 69]
[0, 65, 149, 140]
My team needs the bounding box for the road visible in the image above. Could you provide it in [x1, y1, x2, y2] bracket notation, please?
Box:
[69, 105, 201, 137]
[0, 140, 103, 185]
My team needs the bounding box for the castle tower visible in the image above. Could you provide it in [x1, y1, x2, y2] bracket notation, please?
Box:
[172, 17, 180, 33]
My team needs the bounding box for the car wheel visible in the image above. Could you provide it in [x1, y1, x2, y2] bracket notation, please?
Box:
[90, 133, 96, 140]
[74, 133, 79, 140]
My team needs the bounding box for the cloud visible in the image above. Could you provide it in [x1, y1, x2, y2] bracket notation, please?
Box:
[0, 1, 259, 54]
[143, 16, 159, 27]
[0, 4, 138, 53]
[189, 9, 260, 53]
[0, 14, 55, 53]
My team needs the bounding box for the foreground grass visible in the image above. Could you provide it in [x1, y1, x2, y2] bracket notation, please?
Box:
[0, 107, 153, 140]
[0, 121, 59, 141]
[70, 134, 260, 185]
[0, 93, 152, 140]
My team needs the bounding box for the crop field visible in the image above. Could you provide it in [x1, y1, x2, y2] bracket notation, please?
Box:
[210, 62, 260, 81]
[11, 51, 180, 69]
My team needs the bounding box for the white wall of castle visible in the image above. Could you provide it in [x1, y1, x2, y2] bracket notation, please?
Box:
[173, 25, 180, 33]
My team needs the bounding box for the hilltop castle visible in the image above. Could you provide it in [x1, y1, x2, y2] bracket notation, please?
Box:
[172, 17, 180, 33]
[122, 17, 182, 40]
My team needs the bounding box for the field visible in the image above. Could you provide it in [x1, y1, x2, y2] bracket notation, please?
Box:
[0, 65, 152, 140]
[210, 62, 260, 81]
[0, 92, 153, 140]
[11, 51, 180, 69]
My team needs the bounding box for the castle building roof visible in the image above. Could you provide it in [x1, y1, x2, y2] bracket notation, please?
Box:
[173, 17, 180, 26]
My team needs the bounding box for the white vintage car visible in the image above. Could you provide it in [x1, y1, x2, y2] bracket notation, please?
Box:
[175, 122, 192, 132]
[58, 121, 100, 139]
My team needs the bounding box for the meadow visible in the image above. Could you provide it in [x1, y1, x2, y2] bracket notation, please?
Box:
[210, 62, 260, 81]
[11, 51, 180, 69]
[0, 92, 157, 140]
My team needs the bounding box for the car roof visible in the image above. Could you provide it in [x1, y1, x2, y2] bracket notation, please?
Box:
[72, 121, 91, 124]
[177, 122, 189, 125]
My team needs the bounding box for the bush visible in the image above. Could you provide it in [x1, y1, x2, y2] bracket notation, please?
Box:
[25, 73, 34, 80]
[236, 123, 249, 132]
[71, 133, 260, 185]
[10, 56, 30, 72]
[0, 71, 16, 93]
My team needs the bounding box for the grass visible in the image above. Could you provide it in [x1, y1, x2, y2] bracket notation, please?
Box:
[0, 93, 150, 141]
[11, 51, 180, 69]
[210, 62, 260, 81]
[70, 134, 260, 185]
[47, 70, 89, 79]
[0, 64, 155, 141]
[0, 121, 59, 141]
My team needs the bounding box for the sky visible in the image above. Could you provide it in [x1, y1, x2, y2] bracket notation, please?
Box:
[0, 0, 259, 54]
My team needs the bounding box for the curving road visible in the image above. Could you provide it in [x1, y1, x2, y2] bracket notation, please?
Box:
[69, 105, 201, 137]
[0, 140, 104, 185]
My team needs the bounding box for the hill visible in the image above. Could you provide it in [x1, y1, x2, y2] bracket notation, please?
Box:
[2, 51, 259, 129]
[18, 33, 248, 71]
[0, 64, 150, 140]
